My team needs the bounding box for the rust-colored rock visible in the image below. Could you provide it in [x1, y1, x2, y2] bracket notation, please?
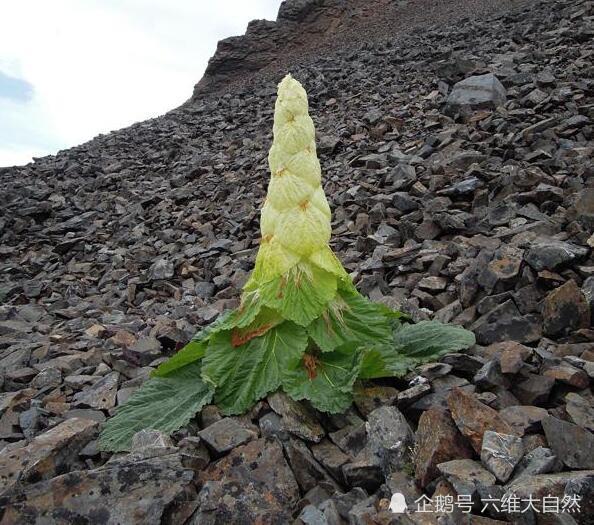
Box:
[542, 280, 590, 336]
[414, 408, 474, 487]
[447, 387, 516, 453]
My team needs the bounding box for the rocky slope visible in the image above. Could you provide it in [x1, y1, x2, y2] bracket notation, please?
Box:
[1, 0, 593, 523]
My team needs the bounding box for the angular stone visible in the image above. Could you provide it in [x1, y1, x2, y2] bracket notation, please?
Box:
[131, 429, 174, 450]
[493, 341, 532, 374]
[0, 418, 98, 493]
[149, 258, 175, 280]
[511, 446, 562, 483]
[542, 280, 591, 336]
[513, 373, 555, 405]
[471, 300, 541, 345]
[310, 439, 350, 483]
[542, 360, 590, 388]
[195, 438, 299, 524]
[415, 408, 473, 487]
[0, 452, 196, 525]
[448, 387, 516, 453]
[341, 448, 383, 493]
[542, 416, 594, 469]
[366, 406, 414, 475]
[437, 459, 496, 497]
[499, 405, 549, 436]
[284, 438, 340, 493]
[480, 430, 523, 482]
[268, 391, 324, 443]
[566, 393, 594, 432]
[525, 240, 588, 271]
[474, 360, 510, 390]
[73, 371, 119, 410]
[198, 417, 257, 454]
[504, 470, 594, 518]
[445, 73, 507, 114]
[123, 336, 163, 366]
[353, 385, 399, 417]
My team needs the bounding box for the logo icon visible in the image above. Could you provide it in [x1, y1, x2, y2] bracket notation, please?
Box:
[389, 492, 407, 514]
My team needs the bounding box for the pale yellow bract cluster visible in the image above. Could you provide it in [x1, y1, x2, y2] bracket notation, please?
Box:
[246, 74, 347, 287]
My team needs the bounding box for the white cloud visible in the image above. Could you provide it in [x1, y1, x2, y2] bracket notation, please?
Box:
[0, 0, 282, 167]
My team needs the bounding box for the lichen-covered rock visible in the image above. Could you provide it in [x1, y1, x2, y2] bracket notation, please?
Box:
[0, 418, 98, 494]
[0, 452, 196, 525]
[194, 438, 300, 524]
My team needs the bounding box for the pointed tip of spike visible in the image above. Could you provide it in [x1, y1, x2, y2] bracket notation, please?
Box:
[277, 73, 306, 100]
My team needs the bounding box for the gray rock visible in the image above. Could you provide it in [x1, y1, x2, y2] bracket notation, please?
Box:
[73, 371, 119, 410]
[0, 418, 98, 494]
[513, 373, 554, 406]
[437, 459, 496, 497]
[0, 451, 196, 525]
[445, 73, 507, 114]
[366, 406, 414, 475]
[198, 417, 257, 454]
[524, 240, 589, 272]
[284, 438, 340, 493]
[268, 391, 325, 443]
[510, 446, 562, 483]
[149, 258, 175, 280]
[123, 336, 162, 366]
[542, 416, 594, 469]
[565, 393, 594, 432]
[194, 438, 300, 524]
[480, 430, 523, 482]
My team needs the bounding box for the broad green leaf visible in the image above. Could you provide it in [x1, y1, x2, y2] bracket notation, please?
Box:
[259, 262, 337, 326]
[229, 306, 284, 347]
[201, 321, 308, 415]
[152, 305, 264, 379]
[393, 320, 475, 359]
[359, 320, 475, 379]
[358, 347, 405, 379]
[307, 288, 393, 352]
[98, 361, 213, 452]
[152, 339, 207, 378]
[282, 344, 362, 413]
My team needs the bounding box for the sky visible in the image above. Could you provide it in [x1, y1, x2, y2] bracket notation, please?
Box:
[0, 0, 282, 167]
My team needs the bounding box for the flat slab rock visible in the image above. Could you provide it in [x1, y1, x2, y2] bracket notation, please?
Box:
[0, 417, 98, 494]
[0, 452, 196, 525]
[194, 437, 300, 524]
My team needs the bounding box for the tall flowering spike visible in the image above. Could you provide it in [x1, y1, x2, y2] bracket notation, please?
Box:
[246, 75, 349, 299]
[98, 74, 476, 451]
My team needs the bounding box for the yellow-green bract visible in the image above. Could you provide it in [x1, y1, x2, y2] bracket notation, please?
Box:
[247, 74, 347, 289]
[97, 74, 475, 453]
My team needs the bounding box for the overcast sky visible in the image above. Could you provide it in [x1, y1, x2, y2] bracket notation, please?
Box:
[0, 0, 282, 167]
